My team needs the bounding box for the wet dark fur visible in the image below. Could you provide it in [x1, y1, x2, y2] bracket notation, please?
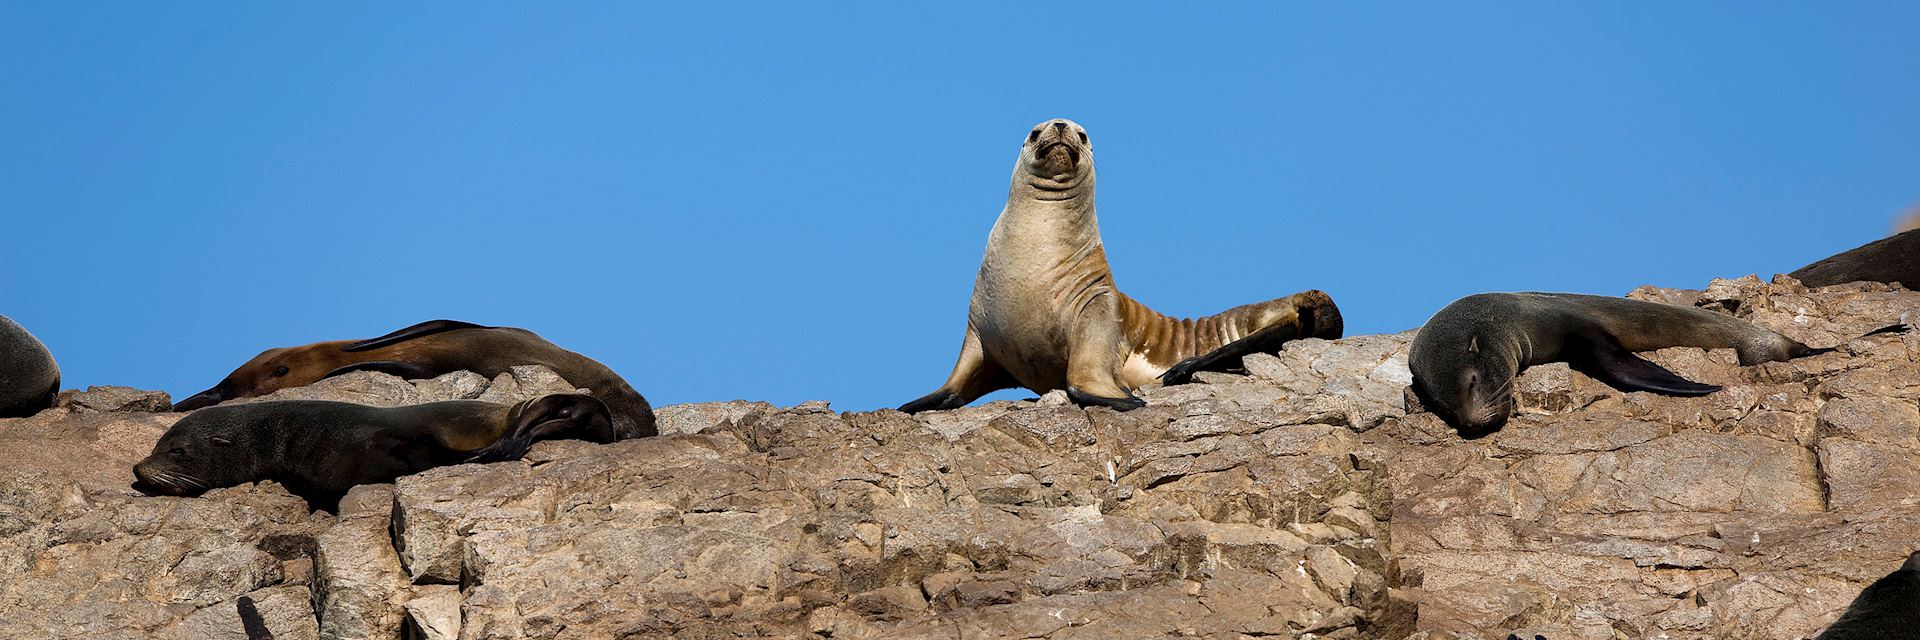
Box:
[174, 319, 655, 438]
[133, 394, 610, 511]
[1792, 229, 1920, 289]
[0, 315, 59, 418]
[1409, 292, 1833, 436]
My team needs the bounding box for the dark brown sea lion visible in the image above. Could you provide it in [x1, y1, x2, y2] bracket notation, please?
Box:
[1407, 292, 1898, 436]
[0, 315, 59, 418]
[1814, 551, 1920, 640]
[173, 320, 655, 438]
[900, 118, 1343, 413]
[1790, 229, 1920, 289]
[133, 393, 610, 510]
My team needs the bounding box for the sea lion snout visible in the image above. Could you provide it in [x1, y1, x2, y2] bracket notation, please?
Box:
[131, 457, 211, 496]
[171, 388, 224, 412]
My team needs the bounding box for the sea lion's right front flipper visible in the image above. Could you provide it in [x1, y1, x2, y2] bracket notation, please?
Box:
[342, 319, 491, 352]
[900, 324, 1016, 413]
[1571, 332, 1721, 396]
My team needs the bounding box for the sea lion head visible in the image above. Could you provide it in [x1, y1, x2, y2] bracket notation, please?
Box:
[133, 407, 263, 496]
[173, 342, 354, 411]
[1015, 118, 1095, 198]
[1409, 317, 1519, 437]
[507, 393, 615, 443]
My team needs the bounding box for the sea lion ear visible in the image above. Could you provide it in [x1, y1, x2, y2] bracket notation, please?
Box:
[341, 319, 490, 353]
[1466, 336, 1479, 354]
[321, 361, 439, 381]
[210, 436, 233, 447]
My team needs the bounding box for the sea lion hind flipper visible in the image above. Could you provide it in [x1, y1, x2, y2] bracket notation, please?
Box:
[341, 319, 491, 353]
[1571, 334, 1721, 397]
[321, 361, 440, 381]
[1863, 322, 1911, 338]
[1159, 321, 1307, 386]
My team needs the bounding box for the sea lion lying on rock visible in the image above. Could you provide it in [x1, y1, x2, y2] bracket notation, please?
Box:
[0, 315, 59, 418]
[134, 393, 611, 510]
[173, 319, 655, 438]
[1814, 551, 1920, 639]
[1791, 229, 1920, 289]
[1409, 292, 1902, 436]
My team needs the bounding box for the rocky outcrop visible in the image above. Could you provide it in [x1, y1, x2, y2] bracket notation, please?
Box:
[0, 277, 1915, 639]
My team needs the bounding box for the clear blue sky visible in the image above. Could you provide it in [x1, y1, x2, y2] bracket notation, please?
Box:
[4, 5, 1916, 411]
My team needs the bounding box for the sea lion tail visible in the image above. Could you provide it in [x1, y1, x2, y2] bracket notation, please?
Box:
[237, 595, 274, 640]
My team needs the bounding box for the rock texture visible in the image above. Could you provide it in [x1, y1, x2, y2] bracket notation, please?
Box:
[1, 276, 1916, 639]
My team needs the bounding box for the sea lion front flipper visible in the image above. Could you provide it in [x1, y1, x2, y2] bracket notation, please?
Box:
[1065, 293, 1146, 410]
[900, 325, 1016, 413]
[1570, 333, 1721, 397]
[1066, 386, 1145, 411]
[321, 361, 440, 381]
[341, 319, 491, 353]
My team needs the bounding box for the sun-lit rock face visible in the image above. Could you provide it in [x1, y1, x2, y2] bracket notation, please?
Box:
[0, 276, 1916, 639]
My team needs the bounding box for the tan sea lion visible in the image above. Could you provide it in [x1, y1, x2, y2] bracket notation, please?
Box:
[172, 320, 655, 438]
[1790, 229, 1920, 289]
[900, 118, 1343, 413]
[0, 315, 60, 418]
[1408, 292, 1901, 436]
[1814, 551, 1920, 639]
[134, 393, 611, 510]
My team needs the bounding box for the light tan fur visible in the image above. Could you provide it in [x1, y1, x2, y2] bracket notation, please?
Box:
[905, 119, 1335, 410]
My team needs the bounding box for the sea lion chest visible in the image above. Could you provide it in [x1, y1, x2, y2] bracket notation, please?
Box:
[968, 207, 1108, 389]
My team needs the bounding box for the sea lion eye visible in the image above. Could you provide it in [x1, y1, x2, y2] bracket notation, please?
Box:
[1077, 131, 1088, 143]
[272, 366, 289, 377]
[1028, 129, 1040, 143]
[169, 447, 186, 456]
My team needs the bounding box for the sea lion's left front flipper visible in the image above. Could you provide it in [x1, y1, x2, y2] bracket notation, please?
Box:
[1570, 332, 1721, 396]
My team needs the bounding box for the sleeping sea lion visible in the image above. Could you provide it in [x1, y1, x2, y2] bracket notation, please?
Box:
[900, 118, 1342, 413]
[1790, 229, 1920, 289]
[0, 315, 60, 418]
[133, 393, 610, 510]
[1407, 292, 1897, 436]
[1814, 551, 1920, 639]
[173, 319, 655, 438]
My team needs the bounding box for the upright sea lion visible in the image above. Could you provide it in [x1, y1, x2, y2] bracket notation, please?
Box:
[0, 315, 60, 418]
[1814, 551, 1920, 639]
[133, 393, 611, 510]
[1408, 292, 1879, 436]
[900, 118, 1342, 412]
[173, 320, 655, 438]
[1790, 229, 1920, 289]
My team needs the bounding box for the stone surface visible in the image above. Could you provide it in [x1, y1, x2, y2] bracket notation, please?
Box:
[0, 278, 1917, 638]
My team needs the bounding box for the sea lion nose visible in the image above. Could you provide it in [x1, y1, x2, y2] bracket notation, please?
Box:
[1051, 121, 1068, 133]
